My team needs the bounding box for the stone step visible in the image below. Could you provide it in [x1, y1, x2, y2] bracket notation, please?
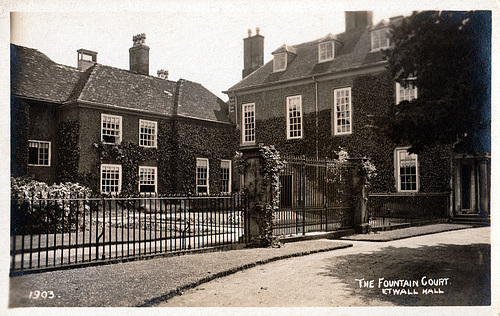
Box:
[450, 215, 490, 227]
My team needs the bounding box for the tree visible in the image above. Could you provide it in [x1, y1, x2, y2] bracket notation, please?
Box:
[381, 11, 491, 154]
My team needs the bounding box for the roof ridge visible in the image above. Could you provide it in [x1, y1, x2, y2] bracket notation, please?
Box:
[67, 63, 98, 102]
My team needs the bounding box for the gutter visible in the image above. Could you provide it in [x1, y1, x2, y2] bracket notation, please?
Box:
[61, 99, 234, 126]
[12, 94, 64, 104]
[223, 61, 387, 96]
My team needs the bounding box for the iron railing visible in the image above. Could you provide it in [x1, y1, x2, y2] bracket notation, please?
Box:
[368, 192, 449, 228]
[10, 193, 248, 274]
[274, 156, 355, 236]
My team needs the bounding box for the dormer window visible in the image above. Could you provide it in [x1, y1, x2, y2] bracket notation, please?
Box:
[371, 28, 389, 51]
[318, 41, 334, 63]
[273, 53, 287, 72]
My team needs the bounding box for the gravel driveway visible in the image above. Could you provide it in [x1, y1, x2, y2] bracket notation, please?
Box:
[161, 227, 491, 308]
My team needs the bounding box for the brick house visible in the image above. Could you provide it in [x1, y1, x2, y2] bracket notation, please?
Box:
[11, 34, 238, 195]
[224, 11, 490, 219]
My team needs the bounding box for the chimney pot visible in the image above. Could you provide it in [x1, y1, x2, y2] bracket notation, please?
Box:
[77, 49, 97, 71]
[242, 28, 264, 78]
[157, 69, 169, 79]
[129, 33, 150, 76]
[256, 27, 260, 35]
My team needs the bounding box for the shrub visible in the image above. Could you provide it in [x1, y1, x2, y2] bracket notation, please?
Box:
[11, 177, 92, 234]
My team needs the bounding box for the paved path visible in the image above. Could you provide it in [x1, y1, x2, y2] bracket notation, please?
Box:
[160, 227, 491, 307]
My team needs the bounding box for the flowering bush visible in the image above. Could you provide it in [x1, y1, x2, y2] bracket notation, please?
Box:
[11, 177, 92, 234]
[360, 159, 377, 185]
[326, 148, 377, 186]
[233, 150, 247, 174]
[258, 145, 285, 247]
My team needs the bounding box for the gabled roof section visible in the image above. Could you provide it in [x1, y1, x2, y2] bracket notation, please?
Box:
[318, 33, 340, 43]
[12, 43, 231, 124]
[272, 44, 297, 55]
[226, 23, 388, 93]
[371, 20, 390, 30]
[11, 44, 82, 102]
[176, 80, 232, 123]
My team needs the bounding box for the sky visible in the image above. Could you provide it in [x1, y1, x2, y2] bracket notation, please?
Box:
[8, 1, 498, 101]
[7, 3, 420, 101]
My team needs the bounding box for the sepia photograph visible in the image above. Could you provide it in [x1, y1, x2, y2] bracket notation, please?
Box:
[1, 0, 498, 315]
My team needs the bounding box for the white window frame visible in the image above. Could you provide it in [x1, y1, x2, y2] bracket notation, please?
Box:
[220, 160, 232, 194]
[371, 28, 390, 51]
[318, 41, 334, 63]
[273, 53, 287, 72]
[396, 82, 418, 103]
[138, 166, 157, 194]
[242, 103, 256, 144]
[139, 119, 157, 148]
[333, 87, 352, 136]
[395, 147, 419, 193]
[196, 158, 209, 195]
[28, 140, 51, 166]
[286, 95, 303, 139]
[101, 114, 122, 145]
[100, 164, 122, 194]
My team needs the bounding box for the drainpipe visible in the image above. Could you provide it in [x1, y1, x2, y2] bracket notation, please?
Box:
[313, 76, 319, 160]
[234, 93, 239, 128]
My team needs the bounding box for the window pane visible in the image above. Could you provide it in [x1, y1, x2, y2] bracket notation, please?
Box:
[139, 120, 157, 147]
[397, 150, 418, 192]
[196, 159, 209, 194]
[287, 96, 302, 139]
[101, 165, 121, 194]
[334, 88, 351, 135]
[28, 140, 50, 166]
[102, 114, 122, 144]
[139, 167, 156, 193]
[220, 160, 231, 193]
[243, 103, 255, 143]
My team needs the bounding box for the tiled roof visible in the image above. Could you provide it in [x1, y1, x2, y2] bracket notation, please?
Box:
[176, 79, 232, 123]
[11, 44, 231, 124]
[74, 64, 178, 116]
[226, 25, 387, 92]
[11, 44, 82, 102]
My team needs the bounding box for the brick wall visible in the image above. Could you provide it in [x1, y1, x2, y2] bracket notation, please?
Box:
[234, 71, 452, 193]
[25, 100, 59, 184]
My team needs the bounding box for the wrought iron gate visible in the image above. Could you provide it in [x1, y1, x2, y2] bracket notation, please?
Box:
[274, 156, 355, 236]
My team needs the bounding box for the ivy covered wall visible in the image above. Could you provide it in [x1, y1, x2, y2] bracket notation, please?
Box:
[11, 97, 29, 178]
[14, 98, 59, 184]
[57, 121, 80, 183]
[237, 71, 452, 194]
[174, 119, 240, 194]
[55, 106, 238, 195]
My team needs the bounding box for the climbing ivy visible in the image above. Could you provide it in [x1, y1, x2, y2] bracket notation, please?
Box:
[93, 141, 159, 195]
[57, 121, 80, 183]
[11, 97, 29, 177]
[253, 71, 452, 194]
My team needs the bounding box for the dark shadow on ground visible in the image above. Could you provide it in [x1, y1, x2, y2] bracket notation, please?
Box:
[320, 243, 490, 306]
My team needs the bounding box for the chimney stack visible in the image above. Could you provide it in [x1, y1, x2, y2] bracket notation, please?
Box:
[77, 49, 97, 71]
[129, 33, 150, 76]
[242, 27, 264, 79]
[345, 11, 373, 31]
[157, 69, 169, 80]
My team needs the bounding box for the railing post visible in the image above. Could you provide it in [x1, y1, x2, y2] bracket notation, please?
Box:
[239, 146, 273, 247]
[301, 155, 306, 235]
[350, 159, 370, 234]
